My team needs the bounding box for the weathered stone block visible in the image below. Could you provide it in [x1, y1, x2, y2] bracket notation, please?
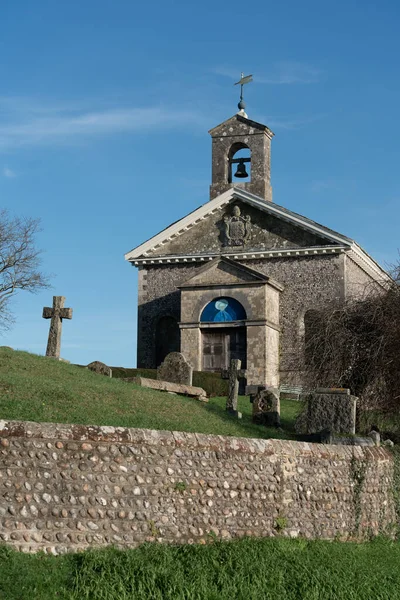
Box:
[252, 388, 280, 427]
[295, 392, 357, 435]
[128, 376, 207, 402]
[157, 352, 193, 386]
[87, 361, 112, 378]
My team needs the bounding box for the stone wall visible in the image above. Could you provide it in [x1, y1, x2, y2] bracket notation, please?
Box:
[250, 254, 345, 383]
[0, 420, 395, 554]
[137, 254, 346, 376]
[345, 256, 380, 300]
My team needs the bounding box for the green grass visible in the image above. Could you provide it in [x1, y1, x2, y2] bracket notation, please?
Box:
[0, 348, 300, 439]
[2, 537, 400, 599]
[359, 410, 400, 443]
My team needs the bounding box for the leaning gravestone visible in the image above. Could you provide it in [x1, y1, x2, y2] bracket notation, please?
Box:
[87, 361, 112, 378]
[252, 388, 280, 427]
[157, 352, 193, 386]
[295, 389, 357, 435]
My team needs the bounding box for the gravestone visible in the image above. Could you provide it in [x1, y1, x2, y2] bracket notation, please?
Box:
[42, 296, 73, 359]
[252, 388, 280, 427]
[223, 358, 246, 418]
[130, 376, 207, 402]
[295, 389, 357, 435]
[368, 430, 380, 446]
[87, 361, 112, 378]
[157, 352, 193, 386]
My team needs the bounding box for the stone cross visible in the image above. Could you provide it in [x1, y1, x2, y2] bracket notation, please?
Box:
[42, 296, 73, 359]
[223, 358, 246, 417]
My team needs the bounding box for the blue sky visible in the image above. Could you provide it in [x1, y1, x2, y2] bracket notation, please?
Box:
[1, 0, 400, 366]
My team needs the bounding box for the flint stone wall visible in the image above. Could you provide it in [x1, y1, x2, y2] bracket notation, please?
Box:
[0, 419, 395, 555]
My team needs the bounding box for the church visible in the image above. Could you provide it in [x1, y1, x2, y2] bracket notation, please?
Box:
[125, 101, 389, 390]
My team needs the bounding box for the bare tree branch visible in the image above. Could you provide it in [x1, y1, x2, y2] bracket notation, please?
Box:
[291, 270, 400, 414]
[0, 209, 51, 331]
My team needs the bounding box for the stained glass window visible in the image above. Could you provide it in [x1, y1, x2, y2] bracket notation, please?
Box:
[200, 297, 247, 322]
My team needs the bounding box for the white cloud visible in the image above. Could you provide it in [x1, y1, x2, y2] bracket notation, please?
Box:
[0, 99, 207, 150]
[2, 167, 16, 178]
[213, 62, 322, 85]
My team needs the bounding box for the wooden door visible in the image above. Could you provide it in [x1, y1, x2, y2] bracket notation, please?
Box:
[202, 328, 246, 372]
[202, 331, 228, 371]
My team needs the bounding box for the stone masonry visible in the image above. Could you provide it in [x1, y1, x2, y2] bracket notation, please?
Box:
[0, 419, 395, 554]
[136, 252, 344, 387]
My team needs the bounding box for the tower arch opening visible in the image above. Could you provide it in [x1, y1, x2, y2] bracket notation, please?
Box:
[228, 143, 251, 183]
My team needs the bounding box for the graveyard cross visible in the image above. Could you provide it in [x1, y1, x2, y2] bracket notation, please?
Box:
[42, 296, 73, 359]
[223, 358, 246, 414]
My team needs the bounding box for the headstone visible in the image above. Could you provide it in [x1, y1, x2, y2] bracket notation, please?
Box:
[222, 358, 246, 418]
[368, 430, 380, 447]
[295, 390, 357, 435]
[128, 376, 208, 402]
[157, 352, 193, 386]
[42, 296, 73, 359]
[87, 361, 112, 378]
[252, 388, 280, 427]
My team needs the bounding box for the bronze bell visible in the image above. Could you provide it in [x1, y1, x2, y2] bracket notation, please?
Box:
[234, 159, 249, 178]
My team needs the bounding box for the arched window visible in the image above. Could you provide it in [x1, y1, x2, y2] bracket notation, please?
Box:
[304, 310, 322, 367]
[155, 316, 180, 366]
[228, 143, 251, 183]
[200, 297, 247, 323]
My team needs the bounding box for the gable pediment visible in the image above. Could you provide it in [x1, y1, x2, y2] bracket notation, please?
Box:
[208, 114, 274, 138]
[125, 188, 351, 262]
[179, 257, 283, 291]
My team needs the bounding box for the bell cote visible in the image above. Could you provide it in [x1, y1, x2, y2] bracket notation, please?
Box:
[209, 114, 274, 202]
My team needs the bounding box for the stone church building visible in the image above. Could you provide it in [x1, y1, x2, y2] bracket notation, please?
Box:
[125, 112, 389, 389]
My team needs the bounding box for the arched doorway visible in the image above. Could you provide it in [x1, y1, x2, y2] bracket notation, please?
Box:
[155, 316, 180, 366]
[200, 297, 247, 372]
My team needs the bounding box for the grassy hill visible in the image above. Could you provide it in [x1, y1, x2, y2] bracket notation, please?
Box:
[0, 347, 300, 439]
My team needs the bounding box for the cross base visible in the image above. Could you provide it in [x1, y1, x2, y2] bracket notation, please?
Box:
[227, 409, 242, 419]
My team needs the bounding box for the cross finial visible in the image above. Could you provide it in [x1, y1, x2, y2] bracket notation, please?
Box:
[234, 73, 253, 118]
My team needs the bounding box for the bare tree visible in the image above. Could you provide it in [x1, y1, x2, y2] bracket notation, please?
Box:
[0, 209, 50, 330]
[301, 272, 400, 413]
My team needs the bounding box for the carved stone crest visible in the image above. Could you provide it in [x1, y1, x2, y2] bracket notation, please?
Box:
[223, 205, 251, 246]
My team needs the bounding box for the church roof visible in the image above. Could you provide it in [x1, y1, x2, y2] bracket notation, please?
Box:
[208, 114, 274, 138]
[125, 187, 389, 284]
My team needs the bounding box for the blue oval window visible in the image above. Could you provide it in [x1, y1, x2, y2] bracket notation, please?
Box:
[200, 297, 247, 322]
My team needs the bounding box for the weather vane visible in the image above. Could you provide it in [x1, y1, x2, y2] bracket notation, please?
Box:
[234, 72, 253, 117]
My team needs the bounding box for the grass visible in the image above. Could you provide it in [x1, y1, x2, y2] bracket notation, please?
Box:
[0, 347, 300, 440]
[2, 537, 400, 599]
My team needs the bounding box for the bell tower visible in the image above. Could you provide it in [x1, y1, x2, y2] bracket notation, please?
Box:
[209, 114, 274, 202]
[209, 75, 274, 202]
